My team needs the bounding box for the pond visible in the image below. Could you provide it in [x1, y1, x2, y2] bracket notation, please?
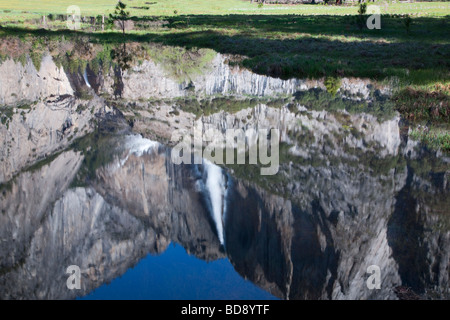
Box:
[0, 39, 448, 300]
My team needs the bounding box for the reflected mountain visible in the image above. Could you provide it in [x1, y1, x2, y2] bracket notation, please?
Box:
[0, 130, 448, 300]
[0, 137, 225, 299]
[0, 39, 449, 300]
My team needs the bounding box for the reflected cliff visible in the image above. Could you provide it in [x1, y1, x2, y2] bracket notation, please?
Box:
[0, 39, 449, 300]
[0, 129, 448, 300]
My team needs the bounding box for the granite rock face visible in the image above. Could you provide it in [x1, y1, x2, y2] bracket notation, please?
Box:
[0, 55, 112, 183]
[0, 55, 73, 106]
[0, 50, 390, 183]
[224, 154, 449, 299]
[225, 162, 406, 300]
[0, 144, 224, 299]
[100, 54, 320, 99]
[0, 132, 448, 300]
[98, 53, 388, 100]
[0, 49, 448, 300]
[0, 150, 84, 276]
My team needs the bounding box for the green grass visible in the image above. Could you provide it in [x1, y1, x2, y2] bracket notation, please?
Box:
[410, 127, 450, 152]
[0, 1, 449, 152]
[1, 14, 448, 84]
[1, 1, 449, 85]
[393, 84, 449, 123]
[0, 1, 448, 18]
[146, 44, 216, 83]
[0, 105, 14, 129]
[392, 84, 450, 152]
[294, 88, 396, 121]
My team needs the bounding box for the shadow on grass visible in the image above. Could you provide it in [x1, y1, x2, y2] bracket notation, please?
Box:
[0, 14, 449, 84]
[161, 14, 450, 43]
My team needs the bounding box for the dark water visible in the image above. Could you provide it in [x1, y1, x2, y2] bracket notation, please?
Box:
[80, 244, 276, 300]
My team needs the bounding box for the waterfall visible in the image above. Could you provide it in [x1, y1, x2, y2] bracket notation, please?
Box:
[202, 159, 227, 245]
[83, 67, 91, 88]
[124, 135, 159, 157]
[119, 135, 160, 167]
[118, 135, 227, 246]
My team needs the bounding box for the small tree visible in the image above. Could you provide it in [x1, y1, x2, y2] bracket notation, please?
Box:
[358, 3, 367, 15]
[356, 3, 367, 30]
[109, 1, 130, 35]
[404, 15, 412, 35]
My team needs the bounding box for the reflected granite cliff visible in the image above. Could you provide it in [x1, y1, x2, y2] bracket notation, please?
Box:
[0, 130, 448, 299]
[0, 138, 225, 299]
[0, 39, 449, 300]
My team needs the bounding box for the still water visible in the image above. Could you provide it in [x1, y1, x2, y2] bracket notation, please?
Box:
[80, 244, 276, 300]
[0, 40, 448, 300]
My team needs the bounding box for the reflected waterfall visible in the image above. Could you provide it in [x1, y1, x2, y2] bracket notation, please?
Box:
[201, 159, 227, 245]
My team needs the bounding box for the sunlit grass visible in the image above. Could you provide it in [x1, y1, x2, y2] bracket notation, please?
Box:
[0, 0, 449, 152]
[0, 0, 449, 18]
[410, 127, 450, 152]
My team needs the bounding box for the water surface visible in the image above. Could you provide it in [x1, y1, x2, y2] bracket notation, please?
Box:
[0, 40, 448, 300]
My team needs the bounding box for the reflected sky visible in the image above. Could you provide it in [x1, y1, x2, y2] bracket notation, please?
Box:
[80, 243, 276, 300]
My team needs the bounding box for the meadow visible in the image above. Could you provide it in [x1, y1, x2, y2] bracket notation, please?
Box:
[0, 0, 449, 150]
[0, 0, 448, 18]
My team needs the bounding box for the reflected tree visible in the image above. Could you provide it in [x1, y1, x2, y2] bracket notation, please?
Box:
[110, 43, 132, 99]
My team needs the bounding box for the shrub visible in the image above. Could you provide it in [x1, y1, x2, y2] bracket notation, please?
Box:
[358, 3, 367, 15]
[404, 15, 412, 34]
[324, 77, 341, 96]
[356, 3, 367, 30]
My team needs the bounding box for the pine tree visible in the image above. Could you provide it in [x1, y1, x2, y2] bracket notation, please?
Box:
[109, 1, 130, 35]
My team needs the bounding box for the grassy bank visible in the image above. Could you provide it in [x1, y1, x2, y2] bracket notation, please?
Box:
[1, 1, 448, 85]
[0, 1, 449, 151]
[1, 14, 448, 83]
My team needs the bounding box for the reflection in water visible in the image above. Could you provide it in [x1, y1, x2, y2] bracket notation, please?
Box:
[199, 159, 228, 246]
[120, 134, 160, 165]
[83, 67, 91, 89]
[0, 131, 448, 300]
[0, 40, 449, 300]
[80, 244, 276, 300]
